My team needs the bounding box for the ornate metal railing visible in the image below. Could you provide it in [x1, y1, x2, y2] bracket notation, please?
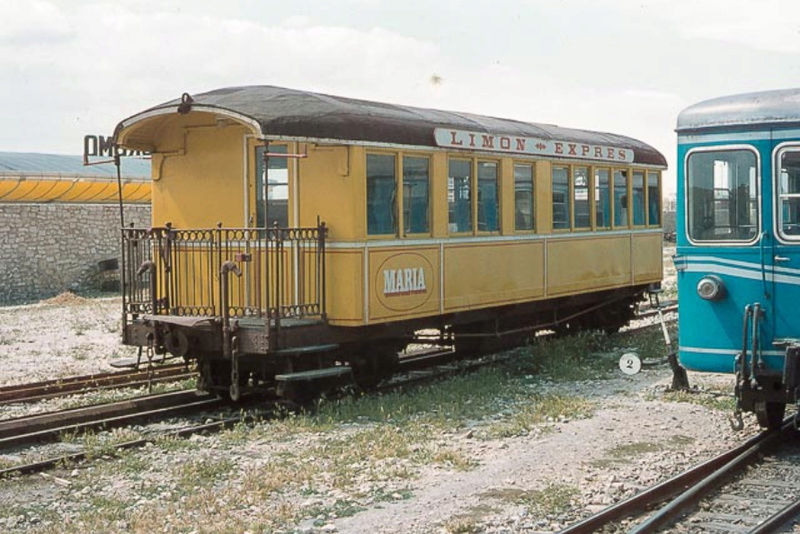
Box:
[121, 222, 327, 324]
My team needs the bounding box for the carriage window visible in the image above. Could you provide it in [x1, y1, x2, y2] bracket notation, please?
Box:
[573, 166, 590, 229]
[256, 145, 288, 227]
[448, 159, 472, 233]
[777, 149, 800, 238]
[552, 166, 570, 230]
[613, 170, 629, 227]
[403, 156, 429, 234]
[687, 148, 758, 242]
[367, 153, 397, 235]
[632, 171, 646, 226]
[647, 172, 661, 226]
[514, 164, 534, 231]
[478, 161, 499, 232]
[595, 168, 611, 228]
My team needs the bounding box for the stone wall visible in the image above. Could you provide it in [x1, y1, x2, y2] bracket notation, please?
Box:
[0, 204, 151, 305]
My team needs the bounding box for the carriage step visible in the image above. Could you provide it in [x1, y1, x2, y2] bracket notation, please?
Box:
[271, 343, 340, 356]
[275, 366, 352, 383]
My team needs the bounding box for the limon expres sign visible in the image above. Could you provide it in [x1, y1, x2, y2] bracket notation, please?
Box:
[433, 128, 634, 163]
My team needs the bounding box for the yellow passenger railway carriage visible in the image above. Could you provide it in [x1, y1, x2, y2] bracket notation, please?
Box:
[114, 86, 666, 399]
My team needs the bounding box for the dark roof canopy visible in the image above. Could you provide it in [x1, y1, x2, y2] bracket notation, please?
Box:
[117, 85, 666, 166]
[677, 88, 800, 133]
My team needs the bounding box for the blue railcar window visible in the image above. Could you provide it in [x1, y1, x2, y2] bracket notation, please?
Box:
[687, 149, 757, 242]
[595, 168, 611, 228]
[514, 164, 534, 231]
[552, 166, 570, 230]
[478, 161, 499, 232]
[613, 170, 629, 227]
[573, 166, 590, 229]
[448, 159, 472, 233]
[402, 156, 429, 234]
[647, 172, 660, 226]
[778, 149, 800, 237]
[255, 145, 288, 228]
[367, 154, 397, 235]
[633, 171, 646, 226]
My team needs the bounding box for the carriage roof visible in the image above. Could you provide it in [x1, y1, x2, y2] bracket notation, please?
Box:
[677, 88, 800, 134]
[115, 85, 666, 166]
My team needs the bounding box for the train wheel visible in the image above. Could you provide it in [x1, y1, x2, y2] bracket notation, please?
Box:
[755, 401, 785, 430]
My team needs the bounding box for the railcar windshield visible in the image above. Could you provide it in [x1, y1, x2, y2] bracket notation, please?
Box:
[687, 148, 758, 242]
[777, 148, 800, 238]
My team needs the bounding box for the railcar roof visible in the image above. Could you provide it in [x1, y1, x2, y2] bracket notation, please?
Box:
[116, 85, 666, 166]
[677, 88, 800, 133]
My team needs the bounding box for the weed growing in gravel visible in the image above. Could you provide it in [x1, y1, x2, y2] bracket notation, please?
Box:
[657, 389, 736, 412]
[515, 482, 579, 517]
[72, 427, 143, 459]
[482, 393, 594, 438]
[176, 457, 235, 490]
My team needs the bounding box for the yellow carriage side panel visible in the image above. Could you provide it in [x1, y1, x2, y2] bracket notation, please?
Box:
[443, 241, 544, 312]
[368, 247, 439, 322]
[150, 114, 248, 229]
[325, 249, 364, 325]
[632, 232, 663, 284]
[547, 235, 630, 295]
[297, 144, 361, 240]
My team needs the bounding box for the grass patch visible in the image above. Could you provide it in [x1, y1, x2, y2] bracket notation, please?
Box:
[176, 457, 235, 490]
[494, 483, 579, 517]
[591, 434, 696, 467]
[482, 393, 594, 439]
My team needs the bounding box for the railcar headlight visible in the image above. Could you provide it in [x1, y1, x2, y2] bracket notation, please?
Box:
[697, 275, 725, 301]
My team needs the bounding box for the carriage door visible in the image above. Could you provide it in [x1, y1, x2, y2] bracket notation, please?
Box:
[255, 144, 289, 228]
[771, 143, 800, 339]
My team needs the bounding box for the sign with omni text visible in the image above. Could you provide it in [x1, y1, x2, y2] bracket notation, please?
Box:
[433, 128, 634, 163]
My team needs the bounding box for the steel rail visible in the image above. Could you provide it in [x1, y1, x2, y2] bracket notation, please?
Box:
[558, 426, 781, 534]
[0, 390, 221, 448]
[748, 496, 800, 534]
[0, 363, 193, 405]
[0, 416, 242, 478]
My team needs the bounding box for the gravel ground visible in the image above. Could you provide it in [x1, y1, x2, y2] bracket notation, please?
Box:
[0, 251, 772, 534]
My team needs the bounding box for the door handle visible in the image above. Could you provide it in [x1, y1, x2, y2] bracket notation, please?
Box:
[775, 255, 791, 263]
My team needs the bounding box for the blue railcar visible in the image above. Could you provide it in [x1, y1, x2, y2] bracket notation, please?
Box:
[676, 89, 800, 428]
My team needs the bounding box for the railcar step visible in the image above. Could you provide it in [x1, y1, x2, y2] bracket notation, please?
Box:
[275, 366, 352, 382]
[271, 343, 340, 356]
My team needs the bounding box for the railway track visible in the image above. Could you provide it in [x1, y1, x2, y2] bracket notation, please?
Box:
[560, 420, 800, 533]
[0, 363, 195, 405]
[0, 316, 674, 479]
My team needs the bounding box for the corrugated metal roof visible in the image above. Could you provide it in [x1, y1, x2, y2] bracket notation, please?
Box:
[0, 151, 150, 179]
[116, 85, 667, 167]
[677, 88, 800, 133]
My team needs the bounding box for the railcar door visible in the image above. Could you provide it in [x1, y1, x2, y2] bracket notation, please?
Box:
[770, 141, 800, 342]
[255, 144, 290, 228]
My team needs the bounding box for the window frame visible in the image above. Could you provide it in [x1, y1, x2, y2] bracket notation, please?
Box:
[646, 171, 662, 228]
[401, 152, 432, 237]
[684, 144, 761, 247]
[594, 166, 612, 231]
[773, 141, 800, 244]
[365, 150, 399, 238]
[572, 165, 592, 230]
[513, 161, 536, 233]
[447, 156, 474, 235]
[551, 165, 571, 232]
[476, 158, 501, 234]
[631, 169, 647, 227]
[611, 167, 630, 229]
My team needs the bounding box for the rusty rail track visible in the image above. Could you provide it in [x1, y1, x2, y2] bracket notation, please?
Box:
[0, 363, 195, 405]
[0, 390, 222, 449]
[559, 420, 799, 534]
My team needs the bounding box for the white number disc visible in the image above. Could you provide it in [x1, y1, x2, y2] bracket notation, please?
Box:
[619, 352, 641, 375]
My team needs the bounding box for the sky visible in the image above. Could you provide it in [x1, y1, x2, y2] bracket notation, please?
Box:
[2, 0, 800, 197]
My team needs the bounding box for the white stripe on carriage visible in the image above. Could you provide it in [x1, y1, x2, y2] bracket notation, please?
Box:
[681, 255, 800, 277]
[680, 346, 785, 357]
[682, 263, 800, 287]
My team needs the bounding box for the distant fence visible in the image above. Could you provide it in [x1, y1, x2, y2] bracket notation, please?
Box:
[0, 204, 150, 305]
